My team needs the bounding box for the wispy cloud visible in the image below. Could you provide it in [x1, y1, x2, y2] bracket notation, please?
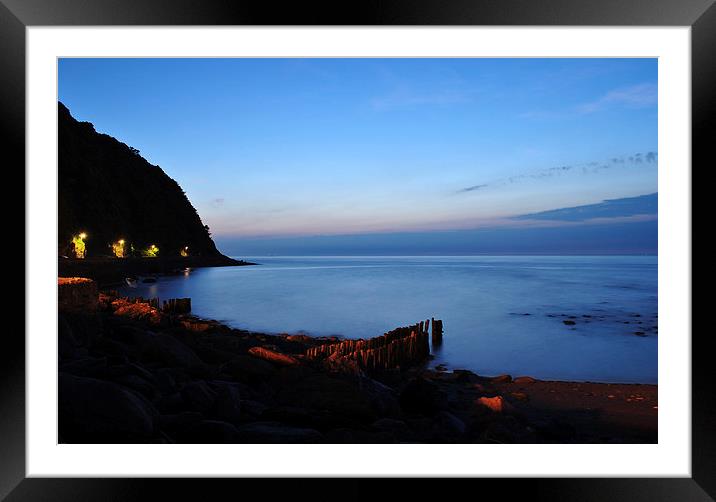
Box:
[456, 184, 488, 193]
[455, 151, 657, 195]
[577, 83, 657, 114]
[210, 198, 225, 207]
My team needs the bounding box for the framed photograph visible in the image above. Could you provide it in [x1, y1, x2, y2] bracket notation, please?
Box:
[6, 0, 710, 498]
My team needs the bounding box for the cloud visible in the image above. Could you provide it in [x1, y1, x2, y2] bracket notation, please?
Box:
[512, 193, 657, 222]
[577, 83, 657, 114]
[211, 198, 225, 207]
[455, 151, 657, 195]
[456, 184, 488, 193]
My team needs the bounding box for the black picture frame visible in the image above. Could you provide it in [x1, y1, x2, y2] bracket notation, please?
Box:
[4, 0, 710, 499]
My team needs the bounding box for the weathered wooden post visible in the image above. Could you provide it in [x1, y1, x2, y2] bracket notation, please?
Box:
[432, 318, 443, 349]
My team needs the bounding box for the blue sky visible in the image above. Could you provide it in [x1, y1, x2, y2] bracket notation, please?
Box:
[58, 58, 658, 254]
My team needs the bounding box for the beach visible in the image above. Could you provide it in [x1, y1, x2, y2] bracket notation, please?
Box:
[58, 277, 657, 444]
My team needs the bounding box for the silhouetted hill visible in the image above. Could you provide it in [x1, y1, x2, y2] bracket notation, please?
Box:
[58, 102, 223, 259]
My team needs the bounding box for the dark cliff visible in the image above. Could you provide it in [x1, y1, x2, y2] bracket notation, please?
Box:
[58, 102, 224, 259]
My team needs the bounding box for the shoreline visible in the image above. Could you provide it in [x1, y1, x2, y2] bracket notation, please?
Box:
[58, 280, 657, 444]
[58, 254, 256, 288]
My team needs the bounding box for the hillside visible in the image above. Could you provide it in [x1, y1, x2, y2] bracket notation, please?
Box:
[58, 102, 223, 259]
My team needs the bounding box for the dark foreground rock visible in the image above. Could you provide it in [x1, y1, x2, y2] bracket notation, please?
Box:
[57, 288, 658, 444]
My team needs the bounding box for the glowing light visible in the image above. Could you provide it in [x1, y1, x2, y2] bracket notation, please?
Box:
[142, 244, 159, 258]
[180, 246, 189, 257]
[112, 239, 126, 258]
[71, 233, 87, 259]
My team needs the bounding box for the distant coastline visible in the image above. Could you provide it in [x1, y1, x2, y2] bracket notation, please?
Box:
[58, 255, 255, 288]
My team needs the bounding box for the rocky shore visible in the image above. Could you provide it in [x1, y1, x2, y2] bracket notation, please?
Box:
[58, 279, 657, 444]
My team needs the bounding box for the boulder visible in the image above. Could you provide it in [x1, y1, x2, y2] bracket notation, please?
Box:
[180, 381, 217, 413]
[210, 382, 242, 423]
[276, 374, 375, 420]
[241, 399, 269, 418]
[248, 346, 299, 366]
[58, 314, 80, 359]
[371, 418, 408, 435]
[222, 355, 277, 383]
[513, 376, 537, 385]
[59, 356, 109, 378]
[113, 301, 163, 326]
[110, 373, 158, 400]
[153, 369, 177, 394]
[359, 376, 401, 417]
[434, 411, 467, 435]
[136, 331, 205, 369]
[158, 411, 204, 436]
[476, 395, 515, 414]
[59, 373, 156, 441]
[491, 374, 513, 384]
[399, 377, 448, 416]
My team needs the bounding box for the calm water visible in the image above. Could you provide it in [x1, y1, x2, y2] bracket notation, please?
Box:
[118, 255, 658, 384]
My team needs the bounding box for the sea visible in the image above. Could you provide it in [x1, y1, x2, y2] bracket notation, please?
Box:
[117, 255, 658, 384]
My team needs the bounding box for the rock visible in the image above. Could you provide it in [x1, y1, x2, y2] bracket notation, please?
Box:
[434, 411, 467, 435]
[95, 337, 132, 358]
[268, 365, 315, 389]
[110, 374, 158, 399]
[113, 301, 163, 325]
[59, 373, 156, 441]
[58, 277, 98, 312]
[180, 381, 217, 413]
[235, 422, 323, 443]
[178, 420, 240, 443]
[241, 399, 269, 418]
[58, 314, 81, 359]
[513, 376, 537, 384]
[159, 411, 204, 435]
[210, 382, 242, 423]
[179, 318, 215, 332]
[536, 418, 578, 441]
[452, 369, 480, 383]
[136, 332, 205, 368]
[563, 320, 576, 326]
[510, 392, 529, 401]
[359, 376, 401, 417]
[482, 417, 531, 443]
[476, 396, 507, 413]
[62, 312, 104, 347]
[491, 374, 513, 383]
[286, 334, 313, 343]
[372, 418, 408, 434]
[259, 406, 341, 430]
[154, 368, 177, 394]
[155, 392, 186, 414]
[223, 355, 277, 383]
[399, 377, 448, 415]
[59, 356, 108, 378]
[277, 374, 375, 420]
[248, 346, 299, 366]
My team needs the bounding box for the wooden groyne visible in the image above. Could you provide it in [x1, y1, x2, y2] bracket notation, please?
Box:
[162, 298, 191, 314]
[305, 319, 443, 372]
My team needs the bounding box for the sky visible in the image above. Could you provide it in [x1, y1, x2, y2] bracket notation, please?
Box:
[58, 58, 658, 255]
